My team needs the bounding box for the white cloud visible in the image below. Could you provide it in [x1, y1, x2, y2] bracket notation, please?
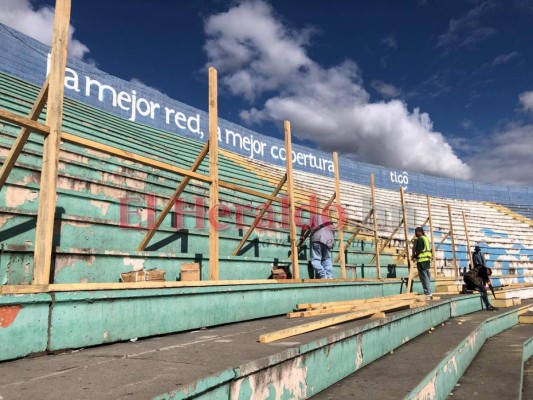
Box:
[204, 0, 471, 179]
[519, 91, 533, 114]
[491, 51, 519, 66]
[129, 78, 166, 96]
[437, 1, 497, 49]
[371, 80, 401, 98]
[0, 0, 89, 60]
[467, 124, 533, 185]
[381, 33, 397, 50]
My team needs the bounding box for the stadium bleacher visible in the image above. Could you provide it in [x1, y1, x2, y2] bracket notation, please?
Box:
[1, 20, 532, 399]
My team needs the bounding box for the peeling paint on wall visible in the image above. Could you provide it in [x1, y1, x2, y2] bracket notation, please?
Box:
[413, 375, 437, 400]
[230, 357, 308, 400]
[90, 200, 110, 216]
[355, 334, 363, 369]
[0, 305, 22, 327]
[54, 254, 96, 277]
[0, 214, 14, 228]
[5, 186, 38, 207]
[123, 257, 144, 271]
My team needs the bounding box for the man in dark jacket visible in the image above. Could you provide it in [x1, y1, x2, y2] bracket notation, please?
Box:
[472, 245, 486, 268]
[463, 266, 498, 311]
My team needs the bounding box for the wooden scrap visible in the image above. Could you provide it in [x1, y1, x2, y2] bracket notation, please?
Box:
[519, 313, 533, 324]
[261, 299, 414, 343]
[491, 297, 521, 308]
[296, 292, 416, 311]
[287, 297, 416, 318]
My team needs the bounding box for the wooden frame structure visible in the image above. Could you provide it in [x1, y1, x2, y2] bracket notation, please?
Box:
[462, 211, 474, 270]
[0, 0, 475, 294]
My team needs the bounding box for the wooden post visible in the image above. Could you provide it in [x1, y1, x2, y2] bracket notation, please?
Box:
[370, 218, 403, 264]
[232, 173, 286, 256]
[400, 187, 412, 291]
[335, 208, 373, 262]
[284, 121, 299, 279]
[462, 211, 473, 271]
[137, 142, 209, 251]
[0, 77, 49, 191]
[325, 192, 336, 208]
[32, 0, 71, 285]
[370, 174, 381, 278]
[427, 195, 437, 277]
[448, 205, 458, 277]
[333, 152, 346, 278]
[208, 67, 219, 280]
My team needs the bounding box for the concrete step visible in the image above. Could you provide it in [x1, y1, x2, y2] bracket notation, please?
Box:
[0, 295, 482, 400]
[525, 357, 533, 400]
[312, 302, 532, 400]
[448, 324, 533, 399]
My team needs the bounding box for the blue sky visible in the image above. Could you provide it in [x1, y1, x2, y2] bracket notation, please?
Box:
[1, 0, 532, 185]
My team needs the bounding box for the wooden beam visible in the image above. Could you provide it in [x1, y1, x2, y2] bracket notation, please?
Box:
[259, 299, 415, 343]
[208, 67, 219, 281]
[0, 280, 279, 294]
[33, 0, 71, 285]
[370, 218, 403, 264]
[333, 152, 346, 278]
[462, 211, 473, 271]
[435, 231, 451, 251]
[335, 208, 373, 262]
[325, 192, 336, 208]
[370, 174, 381, 278]
[0, 108, 50, 135]
[296, 292, 417, 310]
[400, 187, 413, 292]
[137, 142, 209, 251]
[448, 205, 459, 277]
[218, 180, 282, 203]
[0, 77, 49, 191]
[288, 297, 416, 318]
[285, 121, 299, 279]
[369, 176, 381, 276]
[232, 173, 287, 256]
[427, 195, 437, 277]
[60, 132, 212, 183]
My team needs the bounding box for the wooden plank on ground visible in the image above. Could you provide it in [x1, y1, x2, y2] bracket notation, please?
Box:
[261, 299, 415, 343]
[492, 298, 521, 308]
[296, 292, 417, 310]
[288, 298, 416, 318]
[519, 313, 533, 324]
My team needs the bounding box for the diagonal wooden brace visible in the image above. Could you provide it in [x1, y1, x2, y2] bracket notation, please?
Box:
[137, 142, 209, 251]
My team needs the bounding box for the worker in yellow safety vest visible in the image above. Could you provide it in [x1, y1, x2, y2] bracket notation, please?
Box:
[411, 227, 432, 297]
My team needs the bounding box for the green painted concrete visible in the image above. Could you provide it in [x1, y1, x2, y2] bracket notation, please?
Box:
[0, 294, 50, 360]
[0, 280, 435, 361]
[0, 71, 405, 287]
[152, 296, 483, 400]
[407, 307, 525, 400]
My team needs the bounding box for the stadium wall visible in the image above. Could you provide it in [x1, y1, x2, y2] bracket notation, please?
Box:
[0, 23, 531, 206]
